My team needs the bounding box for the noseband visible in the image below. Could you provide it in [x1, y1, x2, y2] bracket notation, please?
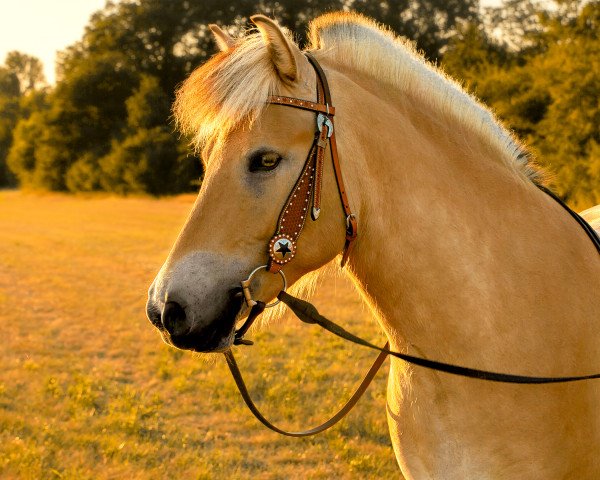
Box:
[225, 53, 600, 438]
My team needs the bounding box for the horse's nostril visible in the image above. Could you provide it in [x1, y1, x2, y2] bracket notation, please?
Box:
[162, 301, 189, 337]
[146, 300, 162, 328]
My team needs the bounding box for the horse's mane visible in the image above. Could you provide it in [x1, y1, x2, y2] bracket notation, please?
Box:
[174, 12, 543, 184]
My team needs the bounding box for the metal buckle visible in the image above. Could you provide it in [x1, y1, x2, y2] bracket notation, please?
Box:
[346, 214, 356, 232]
[240, 265, 287, 308]
[317, 113, 333, 138]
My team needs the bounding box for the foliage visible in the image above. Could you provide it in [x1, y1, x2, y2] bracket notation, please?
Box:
[0, 94, 19, 187]
[98, 127, 186, 195]
[4, 51, 45, 93]
[125, 75, 171, 130]
[482, 0, 547, 52]
[0, 67, 20, 98]
[530, 1, 600, 207]
[0, 0, 598, 203]
[1, 0, 478, 194]
[6, 112, 45, 188]
[246, 0, 479, 59]
[443, 0, 600, 209]
[346, 0, 479, 59]
[92, 74, 199, 195]
[65, 153, 102, 192]
[0, 65, 21, 186]
[0, 53, 48, 188]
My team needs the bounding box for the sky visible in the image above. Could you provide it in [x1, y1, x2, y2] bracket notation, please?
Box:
[0, 0, 107, 84]
[0, 0, 503, 85]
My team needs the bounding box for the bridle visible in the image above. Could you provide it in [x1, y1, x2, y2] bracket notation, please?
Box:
[236, 51, 356, 336]
[223, 52, 600, 438]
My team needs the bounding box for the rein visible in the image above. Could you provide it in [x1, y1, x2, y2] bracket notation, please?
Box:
[224, 53, 600, 438]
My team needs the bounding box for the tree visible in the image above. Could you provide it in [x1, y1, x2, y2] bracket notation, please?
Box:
[65, 153, 101, 192]
[346, 0, 479, 60]
[482, 0, 546, 53]
[4, 0, 597, 201]
[442, 22, 511, 87]
[0, 53, 46, 187]
[4, 51, 45, 93]
[0, 94, 20, 186]
[28, 0, 480, 195]
[0, 67, 20, 186]
[125, 75, 171, 130]
[6, 112, 45, 188]
[531, 1, 600, 207]
[0, 67, 20, 98]
[91, 74, 198, 195]
[99, 128, 185, 195]
[444, 0, 600, 209]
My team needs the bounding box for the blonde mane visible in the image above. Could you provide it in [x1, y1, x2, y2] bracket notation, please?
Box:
[174, 12, 542, 183]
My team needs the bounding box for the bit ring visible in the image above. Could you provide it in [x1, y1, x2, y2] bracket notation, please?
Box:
[240, 265, 287, 308]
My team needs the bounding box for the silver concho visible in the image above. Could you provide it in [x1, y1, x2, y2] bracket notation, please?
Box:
[268, 234, 296, 264]
[317, 113, 333, 137]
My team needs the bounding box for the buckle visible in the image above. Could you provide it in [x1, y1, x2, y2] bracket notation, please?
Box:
[345, 214, 357, 236]
[317, 113, 333, 137]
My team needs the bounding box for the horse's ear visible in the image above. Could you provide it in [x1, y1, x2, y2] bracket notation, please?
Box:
[209, 24, 235, 52]
[250, 14, 304, 84]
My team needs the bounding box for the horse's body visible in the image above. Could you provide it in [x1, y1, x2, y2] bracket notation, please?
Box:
[581, 205, 600, 234]
[147, 13, 600, 479]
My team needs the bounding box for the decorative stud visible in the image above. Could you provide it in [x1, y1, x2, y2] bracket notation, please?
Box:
[269, 234, 296, 264]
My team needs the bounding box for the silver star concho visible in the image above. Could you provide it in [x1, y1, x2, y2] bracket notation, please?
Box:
[268, 234, 297, 265]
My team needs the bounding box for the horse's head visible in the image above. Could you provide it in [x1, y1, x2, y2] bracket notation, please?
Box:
[146, 16, 352, 352]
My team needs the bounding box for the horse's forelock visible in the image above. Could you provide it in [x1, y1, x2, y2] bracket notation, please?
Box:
[173, 32, 281, 158]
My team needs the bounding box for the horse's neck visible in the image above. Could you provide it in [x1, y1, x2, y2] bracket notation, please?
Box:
[337, 72, 600, 369]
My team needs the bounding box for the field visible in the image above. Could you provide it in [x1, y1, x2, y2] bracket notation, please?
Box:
[0, 191, 399, 479]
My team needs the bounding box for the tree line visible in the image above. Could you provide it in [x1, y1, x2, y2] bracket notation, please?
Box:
[0, 0, 598, 207]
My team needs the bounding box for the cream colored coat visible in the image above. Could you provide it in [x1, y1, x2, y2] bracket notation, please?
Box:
[148, 13, 600, 479]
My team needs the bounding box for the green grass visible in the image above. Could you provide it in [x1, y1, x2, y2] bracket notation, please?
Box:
[0, 190, 399, 479]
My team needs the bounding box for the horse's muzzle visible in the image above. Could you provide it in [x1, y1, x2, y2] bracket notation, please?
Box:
[147, 288, 245, 353]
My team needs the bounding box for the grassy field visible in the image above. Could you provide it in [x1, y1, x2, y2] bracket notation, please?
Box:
[0, 190, 399, 479]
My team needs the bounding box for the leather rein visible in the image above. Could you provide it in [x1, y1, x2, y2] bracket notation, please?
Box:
[224, 52, 600, 438]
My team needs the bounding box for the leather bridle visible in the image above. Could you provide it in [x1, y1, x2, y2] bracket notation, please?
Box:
[224, 52, 600, 438]
[237, 52, 356, 322]
[265, 53, 355, 277]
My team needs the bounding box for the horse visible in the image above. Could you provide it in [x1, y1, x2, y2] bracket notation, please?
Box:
[146, 12, 600, 479]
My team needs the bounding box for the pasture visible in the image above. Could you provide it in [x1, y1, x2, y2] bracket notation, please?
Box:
[0, 191, 398, 479]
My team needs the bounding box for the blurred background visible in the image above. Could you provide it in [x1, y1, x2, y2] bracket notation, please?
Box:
[0, 0, 598, 206]
[0, 1, 598, 479]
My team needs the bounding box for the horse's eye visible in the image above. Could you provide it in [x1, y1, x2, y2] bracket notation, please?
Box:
[249, 151, 282, 172]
